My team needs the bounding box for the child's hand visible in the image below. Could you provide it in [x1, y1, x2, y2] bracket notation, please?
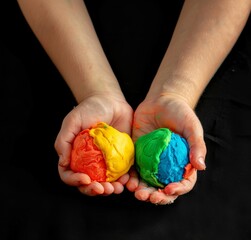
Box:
[55, 94, 133, 196]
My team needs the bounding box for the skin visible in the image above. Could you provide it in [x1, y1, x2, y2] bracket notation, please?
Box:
[128, 0, 251, 204]
[17, 0, 251, 204]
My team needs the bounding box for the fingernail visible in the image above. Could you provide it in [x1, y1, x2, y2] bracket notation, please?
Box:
[58, 155, 68, 167]
[198, 157, 206, 170]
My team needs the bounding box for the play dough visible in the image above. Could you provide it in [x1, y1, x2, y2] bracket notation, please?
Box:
[70, 122, 134, 182]
[135, 128, 190, 188]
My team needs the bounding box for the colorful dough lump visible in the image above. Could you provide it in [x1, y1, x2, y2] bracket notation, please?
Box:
[135, 128, 190, 188]
[70, 122, 134, 182]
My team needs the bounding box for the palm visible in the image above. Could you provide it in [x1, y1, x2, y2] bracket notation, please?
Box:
[127, 95, 206, 205]
[55, 94, 133, 196]
[133, 96, 196, 141]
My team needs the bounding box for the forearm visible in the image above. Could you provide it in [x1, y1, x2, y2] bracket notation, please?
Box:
[147, 0, 251, 108]
[17, 0, 123, 103]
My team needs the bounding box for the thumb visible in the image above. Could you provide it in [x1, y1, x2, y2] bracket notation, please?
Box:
[184, 117, 207, 170]
[54, 117, 81, 167]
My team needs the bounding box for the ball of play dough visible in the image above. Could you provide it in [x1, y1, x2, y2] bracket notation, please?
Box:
[70, 122, 134, 182]
[135, 128, 190, 188]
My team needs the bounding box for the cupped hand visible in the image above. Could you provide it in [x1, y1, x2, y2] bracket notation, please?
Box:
[54, 94, 133, 196]
[126, 94, 206, 205]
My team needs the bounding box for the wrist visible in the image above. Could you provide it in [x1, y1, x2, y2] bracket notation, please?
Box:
[145, 73, 205, 109]
[70, 75, 125, 104]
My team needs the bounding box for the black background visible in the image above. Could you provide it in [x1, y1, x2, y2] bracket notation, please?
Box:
[1, 1, 251, 239]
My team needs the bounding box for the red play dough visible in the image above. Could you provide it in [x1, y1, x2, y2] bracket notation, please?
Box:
[70, 129, 107, 182]
[183, 163, 195, 179]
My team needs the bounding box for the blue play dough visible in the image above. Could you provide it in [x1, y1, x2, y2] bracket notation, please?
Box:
[135, 128, 190, 188]
[157, 132, 189, 185]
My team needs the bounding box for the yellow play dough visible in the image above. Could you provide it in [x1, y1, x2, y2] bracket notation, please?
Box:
[89, 122, 134, 182]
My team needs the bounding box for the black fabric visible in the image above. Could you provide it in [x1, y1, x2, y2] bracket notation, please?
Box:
[1, 1, 251, 240]
[85, 0, 184, 109]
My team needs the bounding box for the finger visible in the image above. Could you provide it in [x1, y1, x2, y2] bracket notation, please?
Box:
[54, 111, 83, 166]
[117, 173, 130, 185]
[135, 188, 156, 201]
[134, 182, 156, 201]
[78, 181, 104, 196]
[110, 174, 129, 194]
[56, 141, 72, 167]
[100, 182, 115, 195]
[58, 164, 91, 186]
[150, 191, 178, 205]
[111, 182, 124, 194]
[126, 169, 140, 192]
[189, 135, 207, 170]
[183, 117, 207, 170]
[164, 170, 197, 196]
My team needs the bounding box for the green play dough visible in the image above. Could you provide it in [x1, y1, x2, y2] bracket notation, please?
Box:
[135, 128, 172, 187]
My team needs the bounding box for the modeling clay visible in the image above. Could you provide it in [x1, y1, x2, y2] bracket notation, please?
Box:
[135, 128, 190, 188]
[70, 122, 134, 182]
